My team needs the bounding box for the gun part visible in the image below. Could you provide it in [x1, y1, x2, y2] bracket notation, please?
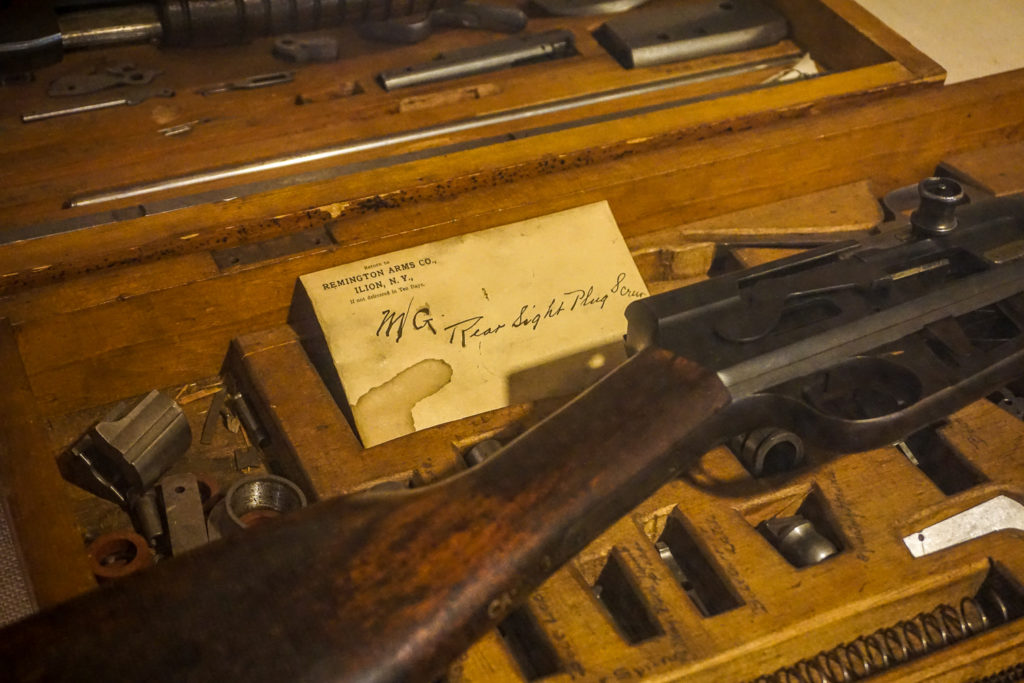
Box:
[377, 29, 576, 91]
[729, 427, 804, 477]
[911, 175, 967, 236]
[20, 87, 174, 122]
[357, 3, 528, 45]
[758, 515, 838, 567]
[223, 474, 307, 530]
[86, 530, 154, 582]
[903, 495, 1024, 558]
[272, 35, 340, 63]
[0, 0, 457, 74]
[625, 180, 1024, 452]
[594, 0, 788, 69]
[158, 473, 210, 556]
[197, 71, 295, 95]
[47, 62, 161, 96]
[59, 390, 192, 507]
[229, 392, 269, 447]
[531, 0, 652, 17]
[52, 54, 798, 216]
[463, 438, 504, 467]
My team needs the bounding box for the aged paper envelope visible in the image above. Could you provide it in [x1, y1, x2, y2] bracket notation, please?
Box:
[297, 202, 648, 447]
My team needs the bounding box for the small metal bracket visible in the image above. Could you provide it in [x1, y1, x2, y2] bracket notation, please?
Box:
[211, 226, 335, 270]
[594, 0, 787, 69]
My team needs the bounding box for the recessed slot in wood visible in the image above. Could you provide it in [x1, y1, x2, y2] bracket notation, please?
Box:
[496, 607, 563, 680]
[748, 487, 844, 568]
[753, 561, 1024, 681]
[656, 511, 743, 617]
[898, 426, 986, 495]
[592, 550, 663, 644]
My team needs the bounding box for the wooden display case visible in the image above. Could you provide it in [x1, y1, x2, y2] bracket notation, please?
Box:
[2, 0, 1024, 680]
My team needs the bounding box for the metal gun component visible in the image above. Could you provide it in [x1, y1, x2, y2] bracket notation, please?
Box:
[625, 179, 1024, 452]
[47, 62, 161, 97]
[197, 71, 295, 95]
[233, 446, 263, 471]
[531, 0, 652, 17]
[158, 117, 213, 137]
[0, 0, 454, 74]
[20, 87, 174, 122]
[132, 490, 165, 547]
[903, 496, 1024, 558]
[357, 3, 527, 45]
[158, 473, 210, 556]
[463, 438, 504, 467]
[51, 53, 796, 217]
[911, 176, 967, 237]
[594, 0, 788, 69]
[87, 530, 154, 582]
[758, 515, 838, 567]
[222, 474, 307, 531]
[59, 390, 192, 507]
[272, 35, 340, 63]
[199, 388, 227, 445]
[729, 427, 804, 477]
[228, 392, 269, 447]
[377, 29, 576, 91]
[58, 4, 164, 50]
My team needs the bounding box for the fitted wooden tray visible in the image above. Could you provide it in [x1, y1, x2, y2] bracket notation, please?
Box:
[2, 1, 1024, 677]
[0, 0, 943, 296]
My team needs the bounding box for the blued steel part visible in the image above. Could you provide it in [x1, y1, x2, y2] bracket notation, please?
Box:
[58, 4, 162, 50]
[159, 474, 210, 556]
[131, 490, 165, 545]
[157, 0, 432, 46]
[532, 0, 651, 17]
[463, 438, 504, 467]
[624, 192, 1024, 451]
[48, 63, 161, 97]
[229, 392, 269, 447]
[758, 515, 837, 567]
[199, 388, 227, 445]
[59, 53, 797, 212]
[20, 87, 174, 122]
[223, 474, 307, 530]
[730, 427, 804, 476]
[87, 530, 153, 581]
[89, 390, 192, 495]
[903, 495, 1024, 558]
[272, 34, 339, 62]
[594, 0, 787, 69]
[357, 2, 526, 45]
[912, 176, 967, 236]
[377, 29, 576, 91]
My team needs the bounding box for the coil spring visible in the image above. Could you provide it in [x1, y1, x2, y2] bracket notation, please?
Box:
[969, 662, 1024, 683]
[752, 590, 1011, 683]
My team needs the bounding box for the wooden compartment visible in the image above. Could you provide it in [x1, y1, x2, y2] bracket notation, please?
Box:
[2, 0, 1024, 678]
[0, 0, 943, 295]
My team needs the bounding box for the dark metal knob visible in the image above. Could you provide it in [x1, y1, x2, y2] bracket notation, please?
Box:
[911, 176, 966, 237]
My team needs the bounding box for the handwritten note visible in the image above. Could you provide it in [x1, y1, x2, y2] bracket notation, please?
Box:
[295, 202, 648, 447]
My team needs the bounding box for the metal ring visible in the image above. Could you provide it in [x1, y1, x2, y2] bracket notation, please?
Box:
[87, 530, 153, 581]
[224, 474, 307, 530]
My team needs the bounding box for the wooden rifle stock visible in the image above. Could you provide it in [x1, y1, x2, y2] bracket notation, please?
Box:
[0, 347, 731, 682]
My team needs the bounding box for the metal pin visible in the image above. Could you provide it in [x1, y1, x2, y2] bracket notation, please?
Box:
[21, 88, 175, 123]
[197, 71, 295, 96]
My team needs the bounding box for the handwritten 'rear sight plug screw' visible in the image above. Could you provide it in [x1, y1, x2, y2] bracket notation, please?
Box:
[911, 177, 966, 237]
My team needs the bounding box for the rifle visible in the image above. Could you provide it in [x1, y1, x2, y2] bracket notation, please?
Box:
[3, 177, 1024, 682]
